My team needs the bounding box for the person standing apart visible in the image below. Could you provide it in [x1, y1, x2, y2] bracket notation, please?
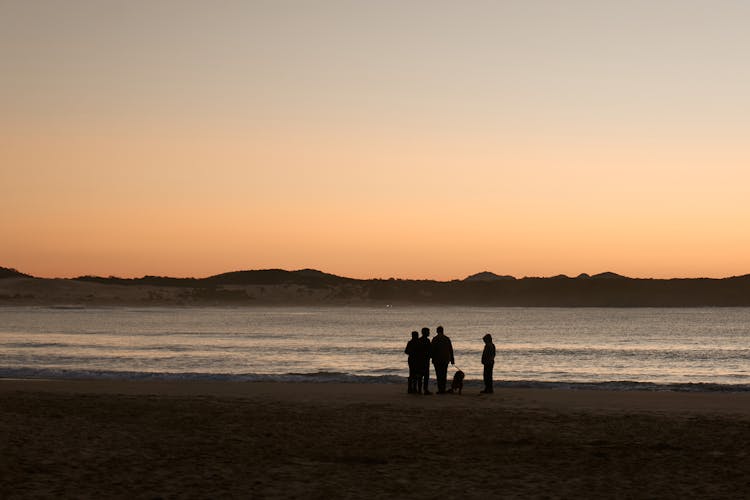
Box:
[431, 326, 454, 394]
[481, 333, 496, 394]
[418, 327, 432, 395]
[404, 331, 421, 394]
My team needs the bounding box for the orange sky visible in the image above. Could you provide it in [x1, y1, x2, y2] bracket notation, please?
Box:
[2, 1, 749, 280]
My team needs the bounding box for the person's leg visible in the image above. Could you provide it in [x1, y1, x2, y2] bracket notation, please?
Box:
[422, 362, 431, 394]
[412, 360, 421, 393]
[436, 363, 448, 393]
[482, 363, 493, 393]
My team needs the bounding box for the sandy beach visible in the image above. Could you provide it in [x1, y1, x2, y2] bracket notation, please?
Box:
[2, 380, 750, 499]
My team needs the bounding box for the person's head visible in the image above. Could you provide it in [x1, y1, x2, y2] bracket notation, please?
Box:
[421, 327, 430, 337]
[436, 326, 444, 336]
[483, 333, 492, 344]
[411, 331, 419, 340]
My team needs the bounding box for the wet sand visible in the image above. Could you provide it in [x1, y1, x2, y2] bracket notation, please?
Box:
[2, 379, 750, 499]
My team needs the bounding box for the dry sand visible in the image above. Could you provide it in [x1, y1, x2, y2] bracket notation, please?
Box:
[2, 379, 750, 499]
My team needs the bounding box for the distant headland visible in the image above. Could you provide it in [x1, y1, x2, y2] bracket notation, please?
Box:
[1, 266, 750, 307]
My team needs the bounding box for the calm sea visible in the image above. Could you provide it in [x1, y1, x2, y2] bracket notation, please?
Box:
[1, 306, 749, 391]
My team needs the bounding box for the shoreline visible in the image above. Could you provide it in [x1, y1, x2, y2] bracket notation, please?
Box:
[3, 378, 750, 416]
[2, 370, 750, 393]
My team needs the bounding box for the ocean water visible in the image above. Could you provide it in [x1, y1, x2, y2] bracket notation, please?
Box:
[1, 306, 749, 391]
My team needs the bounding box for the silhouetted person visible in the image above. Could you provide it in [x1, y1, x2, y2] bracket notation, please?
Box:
[404, 331, 421, 394]
[480, 333, 496, 394]
[431, 325, 454, 394]
[418, 327, 432, 394]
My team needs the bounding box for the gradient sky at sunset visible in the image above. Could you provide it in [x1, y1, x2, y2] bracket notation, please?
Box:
[2, 1, 749, 280]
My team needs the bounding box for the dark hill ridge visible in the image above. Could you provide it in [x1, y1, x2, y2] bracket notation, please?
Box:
[3, 266, 750, 306]
[74, 269, 355, 287]
[464, 271, 516, 281]
[205, 268, 356, 287]
[591, 272, 628, 279]
[0, 267, 30, 279]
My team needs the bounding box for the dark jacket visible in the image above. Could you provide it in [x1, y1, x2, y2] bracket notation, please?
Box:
[431, 334, 454, 365]
[482, 342, 496, 365]
[404, 339, 419, 359]
[417, 336, 431, 364]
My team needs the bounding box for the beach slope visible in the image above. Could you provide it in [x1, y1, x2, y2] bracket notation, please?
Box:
[2, 380, 749, 498]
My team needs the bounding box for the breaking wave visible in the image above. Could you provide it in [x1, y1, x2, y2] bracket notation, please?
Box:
[2, 367, 749, 392]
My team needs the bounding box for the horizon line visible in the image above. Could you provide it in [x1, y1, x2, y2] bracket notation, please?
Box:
[3, 266, 750, 282]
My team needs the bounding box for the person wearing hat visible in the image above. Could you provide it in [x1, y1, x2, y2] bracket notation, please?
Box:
[481, 333, 496, 394]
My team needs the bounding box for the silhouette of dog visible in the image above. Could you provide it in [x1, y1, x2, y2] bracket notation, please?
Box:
[447, 369, 465, 395]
